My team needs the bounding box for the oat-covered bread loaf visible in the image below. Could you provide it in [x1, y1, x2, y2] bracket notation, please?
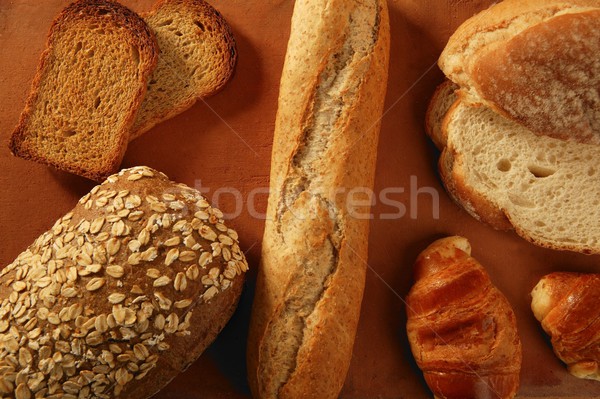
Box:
[8, 0, 158, 181]
[131, 0, 237, 140]
[439, 0, 600, 144]
[0, 166, 248, 398]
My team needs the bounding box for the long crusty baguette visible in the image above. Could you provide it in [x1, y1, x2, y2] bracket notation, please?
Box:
[131, 0, 237, 140]
[8, 0, 158, 181]
[247, 0, 390, 398]
[0, 166, 248, 398]
[439, 0, 600, 144]
[426, 81, 600, 254]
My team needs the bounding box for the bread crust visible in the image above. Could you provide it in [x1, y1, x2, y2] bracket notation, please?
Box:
[130, 0, 237, 140]
[425, 80, 458, 150]
[428, 85, 513, 231]
[247, 0, 390, 397]
[531, 272, 600, 381]
[8, 0, 159, 181]
[0, 166, 248, 399]
[439, 0, 600, 144]
[406, 236, 522, 399]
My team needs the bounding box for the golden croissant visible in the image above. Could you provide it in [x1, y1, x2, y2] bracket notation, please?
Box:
[406, 236, 522, 399]
[531, 272, 600, 381]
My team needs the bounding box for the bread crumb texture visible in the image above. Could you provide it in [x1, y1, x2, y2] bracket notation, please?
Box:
[9, 0, 158, 180]
[447, 101, 600, 253]
[0, 166, 248, 398]
[131, 0, 237, 138]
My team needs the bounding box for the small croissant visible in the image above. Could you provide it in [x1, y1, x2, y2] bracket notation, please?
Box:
[531, 272, 600, 381]
[406, 236, 522, 399]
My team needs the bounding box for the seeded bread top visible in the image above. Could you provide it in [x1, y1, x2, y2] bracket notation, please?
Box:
[0, 166, 248, 399]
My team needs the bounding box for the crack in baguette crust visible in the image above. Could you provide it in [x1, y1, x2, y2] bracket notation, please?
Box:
[261, 2, 381, 396]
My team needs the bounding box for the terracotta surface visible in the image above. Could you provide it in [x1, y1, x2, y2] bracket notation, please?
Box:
[1, 1, 599, 398]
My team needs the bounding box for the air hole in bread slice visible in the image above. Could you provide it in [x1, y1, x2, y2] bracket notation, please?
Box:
[157, 19, 173, 27]
[74, 42, 82, 54]
[508, 193, 535, 208]
[174, 31, 183, 37]
[62, 130, 77, 138]
[94, 97, 101, 109]
[497, 158, 511, 172]
[131, 45, 140, 65]
[588, 167, 597, 177]
[528, 165, 556, 178]
[195, 21, 205, 32]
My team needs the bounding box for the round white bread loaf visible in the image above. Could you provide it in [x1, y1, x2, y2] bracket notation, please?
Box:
[0, 166, 248, 399]
[439, 0, 600, 144]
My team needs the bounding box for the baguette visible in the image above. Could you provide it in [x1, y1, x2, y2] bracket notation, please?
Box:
[8, 0, 158, 181]
[131, 0, 237, 140]
[0, 166, 248, 398]
[247, 0, 390, 398]
[439, 0, 600, 144]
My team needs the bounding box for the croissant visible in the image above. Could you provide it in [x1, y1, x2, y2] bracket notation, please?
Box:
[406, 236, 522, 399]
[531, 272, 600, 380]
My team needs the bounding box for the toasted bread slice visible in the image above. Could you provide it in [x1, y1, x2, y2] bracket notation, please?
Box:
[130, 0, 237, 140]
[9, 0, 158, 181]
[427, 81, 600, 254]
[439, 0, 600, 144]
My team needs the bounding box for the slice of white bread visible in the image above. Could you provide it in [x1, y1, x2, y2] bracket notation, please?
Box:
[9, 0, 158, 181]
[427, 80, 600, 254]
[130, 0, 237, 140]
[439, 0, 600, 144]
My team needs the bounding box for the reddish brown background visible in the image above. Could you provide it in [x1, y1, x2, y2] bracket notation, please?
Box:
[1, 1, 599, 398]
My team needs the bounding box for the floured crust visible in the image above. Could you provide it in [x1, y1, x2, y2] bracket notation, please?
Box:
[439, 0, 600, 144]
[473, 10, 600, 144]
[247, 0, 390, 398]
[8, 0, 159, 181]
